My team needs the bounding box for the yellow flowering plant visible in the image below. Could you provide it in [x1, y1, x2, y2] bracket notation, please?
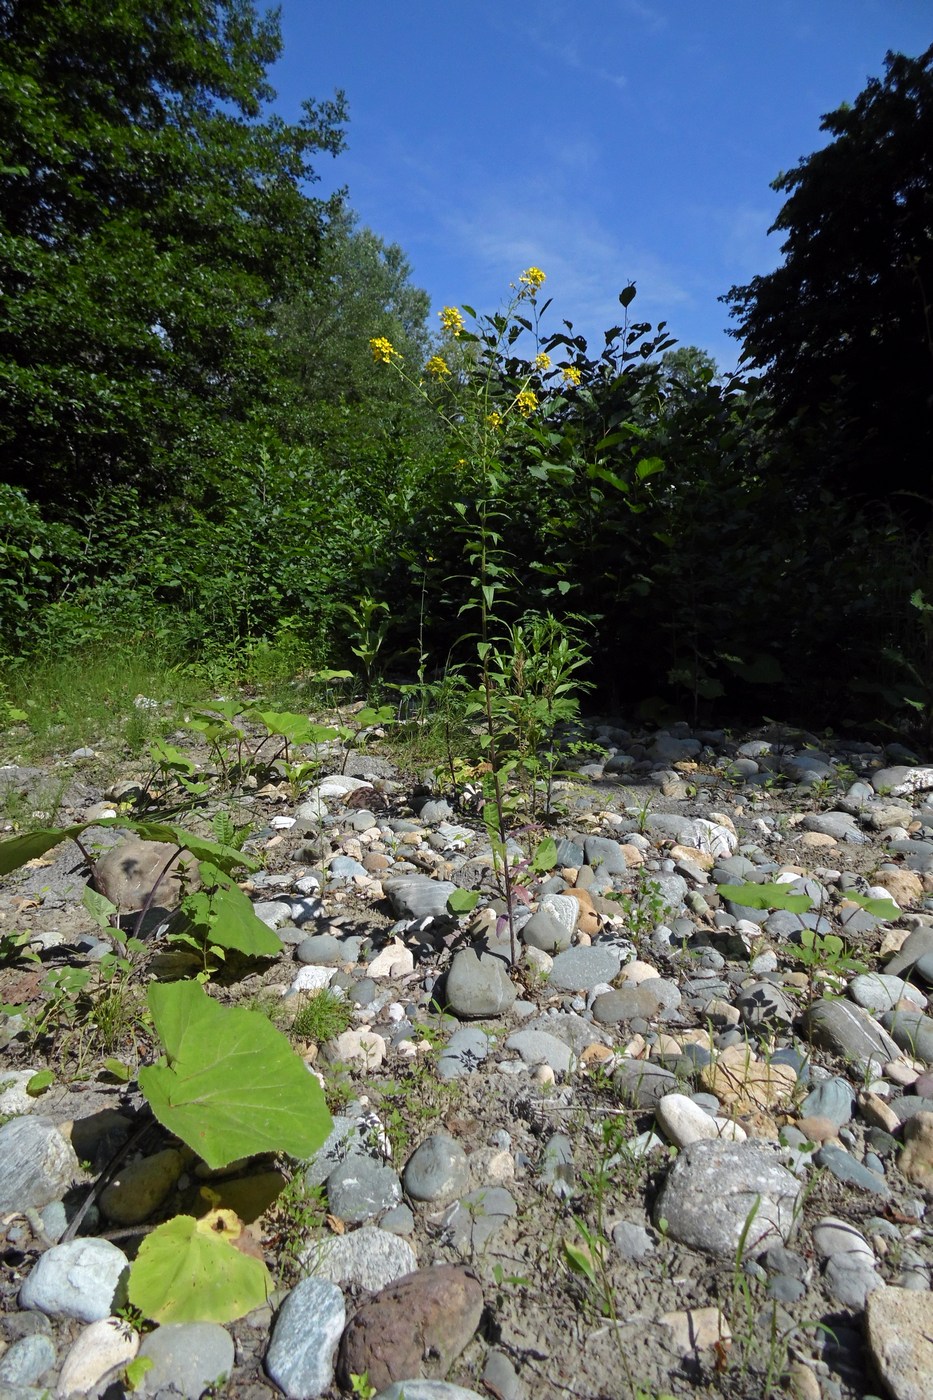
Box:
[369, 272, 675, 959]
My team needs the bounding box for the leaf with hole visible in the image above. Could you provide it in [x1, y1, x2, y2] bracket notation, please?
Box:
[128, 1209, 271, 1323]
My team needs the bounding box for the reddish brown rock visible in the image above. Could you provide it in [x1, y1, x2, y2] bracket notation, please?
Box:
[336, 1265, 483, 1392]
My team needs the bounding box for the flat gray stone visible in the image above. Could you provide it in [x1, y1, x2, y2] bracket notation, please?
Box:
[799, 1076, 854, 1127]
[384, 876, 456, 920]
[886, 926, 933, 981]
[653, 1140, 801, 1256]
[0, 1334, 55, 1389]
[447, 1187, 516, 1252]
[612, 1059, 679, 1108]
[850, 972, 925, 1014]
[612, 1221, 656, 1260]
[444, 950, 516, 1019]
[436, 1027, 490, 1080]
[19, 1239, 128, 1322]
[823, 1255, 885, 1307]
[815, 1144, 889, 1196]
[583, 836, 628, 874]
[802, 999, 900, 1064]
[591, 981, 679, 1025]
[402, 1135, 470, 1203]
[0, 1117, 79, 1214]
[801, 811, 864, 840]
[521, 906, 573, 953]
[326, 1159, 401, 1223]
[734, 981, 796, 1029]
[881, 1008, 933, 1065]
[265, 1277, 345, 1399]
[302, 1109, 386, 1189]
[138, 1323, 234, 1399]
[548, 945, 622, 991]
[503, 1029, 575, 1073]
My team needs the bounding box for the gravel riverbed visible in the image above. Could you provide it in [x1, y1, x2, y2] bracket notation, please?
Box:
[2, 715, 933, 1400]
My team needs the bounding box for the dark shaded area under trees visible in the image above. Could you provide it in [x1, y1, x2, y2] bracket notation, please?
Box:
[1, 6, 932, 739]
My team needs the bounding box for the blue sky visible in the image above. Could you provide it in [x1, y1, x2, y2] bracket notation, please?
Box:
[270, 1, 932, 369]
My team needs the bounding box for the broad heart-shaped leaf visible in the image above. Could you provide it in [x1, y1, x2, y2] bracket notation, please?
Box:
[179, 863, 282, 957]
[246, 709, 337, 747]
[717, 881, 812, 913]
[848, 892, 901, 922]
[139, 981, 333, 1169]
[128, 1209, 271, 1324]
[0, 817, 261, 880]
[121, 820, 261, 875]
[0, 823, 95, 876]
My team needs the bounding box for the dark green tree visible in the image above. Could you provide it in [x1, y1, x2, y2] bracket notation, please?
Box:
[724, 45, 933, 520]
[0, 0, 346, 511]
[274, 205, 432, 411]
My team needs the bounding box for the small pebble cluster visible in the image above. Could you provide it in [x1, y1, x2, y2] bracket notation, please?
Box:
[2, 720, 933, 1399]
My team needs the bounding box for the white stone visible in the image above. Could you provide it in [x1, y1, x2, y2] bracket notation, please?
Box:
[0, 1070, 45, 1118]
[812, 1216, 876, 1263]
[332, 1029, 387, 1070]
[290, 965, 337, 993]
[655, 1094, 747, 1148]
[367, 939, 415, 978]
[56, 1317, 139, 1397]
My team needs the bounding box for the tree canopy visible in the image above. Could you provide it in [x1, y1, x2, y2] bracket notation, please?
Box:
[0, 0, 346, 509]
[724, 44, 933, 518]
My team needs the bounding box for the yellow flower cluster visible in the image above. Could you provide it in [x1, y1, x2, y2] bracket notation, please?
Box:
[486, 411, 503, 430]
[369, 336, 397, 365]
[533, 352, 551, 371]
[519, 266, 546, 290]
[439, 306, 465, 336]
[426, 355, 451, 379]
[515, 389, 538, 417]
[561, 365, 582, 386]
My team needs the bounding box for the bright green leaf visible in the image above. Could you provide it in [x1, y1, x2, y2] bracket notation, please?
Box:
[128, 1209, 271, 1324]
[447, 888, 480, 914]
[26, 1069, 54, 1095]
[139, 981, 333, 1169]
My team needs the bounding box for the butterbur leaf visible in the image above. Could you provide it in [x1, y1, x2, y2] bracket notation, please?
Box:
[128, 1209, 271, 1324]
[124, 1358, 153, 1390]
[0, 824, 96, 876]
[563, 1237, 598, 1286]
[717, 882, 812, 913]
[179, 863, 282, 957]
[848, 892, 901, 921]
[139, 981, 333, 1168]
[447, 888, 480, 914]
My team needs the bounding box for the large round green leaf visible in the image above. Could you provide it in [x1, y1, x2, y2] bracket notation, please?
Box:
[139, 981, 332, 1169]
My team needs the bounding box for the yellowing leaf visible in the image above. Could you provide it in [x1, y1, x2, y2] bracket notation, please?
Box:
[128, 1211, 271, 1324]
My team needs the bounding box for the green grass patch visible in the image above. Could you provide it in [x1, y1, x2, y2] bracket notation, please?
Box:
[1, 643, 206, 760]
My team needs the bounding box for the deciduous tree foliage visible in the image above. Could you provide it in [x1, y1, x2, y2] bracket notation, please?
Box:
[0, 0, 346, 509]
[724, 45, 933, 519]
